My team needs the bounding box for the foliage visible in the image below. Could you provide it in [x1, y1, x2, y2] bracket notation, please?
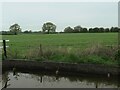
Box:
[42, 22, 56, 34]
[64, 26, 88, 33]
[104, 28, 109, 32]
[23, 30, 32, 33]
[63, 26, 119, 33]
[5, 43, 118, 66]
[81, 28, 88, 33]
[64, 26, 74, 33]
[89, 27, 119, 33]
[110, 27, 119, 32]
[9, 23, 22, 35]
[74, 25, 82, 33]
[114, 49, 120, 65]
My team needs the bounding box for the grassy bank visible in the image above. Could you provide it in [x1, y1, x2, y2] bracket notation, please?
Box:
[1, 33, 119, 66]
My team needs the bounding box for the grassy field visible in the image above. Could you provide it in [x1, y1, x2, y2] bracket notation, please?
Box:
[2, 33, 118, 49]
[1, 33, 119, 66]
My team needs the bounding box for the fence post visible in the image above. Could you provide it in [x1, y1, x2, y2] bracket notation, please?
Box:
[40, 44, 43, 56]
[3, 40, 7, 59]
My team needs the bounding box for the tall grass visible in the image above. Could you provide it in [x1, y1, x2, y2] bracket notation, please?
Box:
[6, 43, 119, 66]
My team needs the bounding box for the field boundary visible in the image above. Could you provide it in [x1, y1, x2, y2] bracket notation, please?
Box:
[2, 60, 120, 76]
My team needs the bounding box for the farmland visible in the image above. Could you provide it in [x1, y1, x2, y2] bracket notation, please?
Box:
[2, 33, 118, 49]
[1, 33, 119, 66]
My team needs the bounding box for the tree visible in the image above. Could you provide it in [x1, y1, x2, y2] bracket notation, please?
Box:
[89, 28, 94, 33]
[113, 27, 119, 32]
[104, 28, 109, 32]
[23, 30, 32, 33]
[99, 27, 104, 32]
[42, 22, 56, 34]
[93, 27, 99, 33]
[74, 25, 82, 33]
[81, 28, 88, 33]
[110, 27, 119, 32]
[64, 26, 74, 33]
[9, 23, 21, 35]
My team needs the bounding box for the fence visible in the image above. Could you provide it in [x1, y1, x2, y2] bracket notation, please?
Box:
[0, 40, 9, 59]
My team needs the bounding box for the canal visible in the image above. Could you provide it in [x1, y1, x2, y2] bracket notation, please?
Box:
[2, 71, 119, 88]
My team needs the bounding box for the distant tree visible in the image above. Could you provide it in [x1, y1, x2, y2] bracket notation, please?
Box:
[110, 27, 119, 32]
[81, 28, 88, 33]
[110, 27, 114, 32]
[93, 27, 99, 32]
[24, 30, 29, 33]
[42, 22, 56, 34]
[113, 27, 119, 32]
[119, 28, 120, 32]
[89, 28, 94, 33]
[99, 27, 104, 32]
[64, 26, 74, 33]
[74, 25, 82, 33]
[9, 23, 21, 35]
[23, 30, 32, 33]
[104, 28, 109, 32]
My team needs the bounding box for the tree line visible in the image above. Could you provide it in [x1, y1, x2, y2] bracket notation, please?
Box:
[1, 22, 120, 35]
[64, 26, 119, 33]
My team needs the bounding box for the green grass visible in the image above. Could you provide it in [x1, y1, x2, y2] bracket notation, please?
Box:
[2, 33, 118, 50]
[1, 33, 119, 66]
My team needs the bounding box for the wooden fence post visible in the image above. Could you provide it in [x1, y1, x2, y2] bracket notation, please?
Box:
[40, 44, 43, 56]
[3, 40, 7, 59]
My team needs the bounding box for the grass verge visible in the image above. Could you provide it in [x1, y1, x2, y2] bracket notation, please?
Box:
[4, 44, 119, 67]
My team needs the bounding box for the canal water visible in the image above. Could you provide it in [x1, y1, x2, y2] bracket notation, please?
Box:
[2, 71, 119, 88]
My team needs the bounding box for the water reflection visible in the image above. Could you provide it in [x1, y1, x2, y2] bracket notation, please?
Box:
[0, 75, 2, 89]
[2, 72, 10, 88]
[2, 71, 119, 88]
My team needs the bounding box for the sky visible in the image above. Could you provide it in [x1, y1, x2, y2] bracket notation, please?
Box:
[1, 1, 118, 32]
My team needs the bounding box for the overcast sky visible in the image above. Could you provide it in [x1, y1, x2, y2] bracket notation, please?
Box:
[2, 2, 118, 32]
